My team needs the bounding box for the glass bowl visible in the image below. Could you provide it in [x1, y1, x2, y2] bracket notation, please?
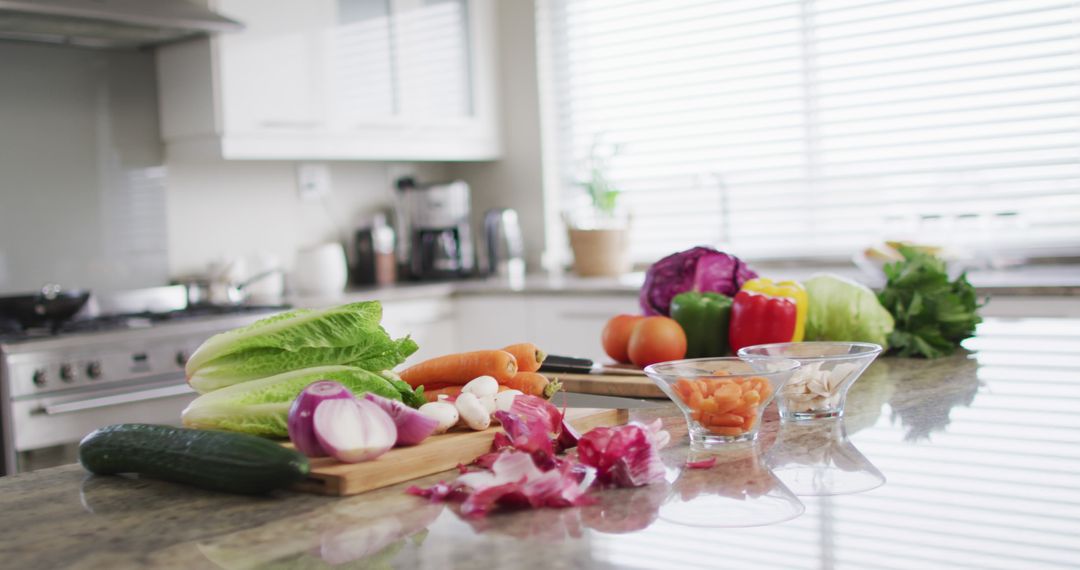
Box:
[738, 342, 882, 421]
[644, 357, 799, 446]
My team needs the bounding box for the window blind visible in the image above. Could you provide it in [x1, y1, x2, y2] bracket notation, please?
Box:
[542, 0, 1080, 262]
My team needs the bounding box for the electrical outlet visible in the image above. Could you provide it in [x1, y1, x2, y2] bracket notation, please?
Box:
[296, 163, 331, 200]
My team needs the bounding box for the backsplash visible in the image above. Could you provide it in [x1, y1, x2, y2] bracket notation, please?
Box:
[0, 41, 450, 294]
[0, 42, 167, 295]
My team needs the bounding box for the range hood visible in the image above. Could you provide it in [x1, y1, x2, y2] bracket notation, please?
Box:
[0, 0, 242, 49]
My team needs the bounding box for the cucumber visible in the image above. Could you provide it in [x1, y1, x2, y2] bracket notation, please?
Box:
[79, 423, 310, 495]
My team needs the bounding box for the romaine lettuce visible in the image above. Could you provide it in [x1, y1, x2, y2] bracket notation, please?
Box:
[185, 301, 417, 393]
[181, 365, 403, 437]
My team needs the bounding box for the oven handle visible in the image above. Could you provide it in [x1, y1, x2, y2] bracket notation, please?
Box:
[36, 384, 195, 416]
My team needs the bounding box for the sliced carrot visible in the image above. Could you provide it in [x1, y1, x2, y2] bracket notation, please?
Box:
[714, 382, 741, 401]
[743, 389, 761, 405]
[501, 343, 546, 373]
[706, 412, 745, 427]
[742, 414, 758, 430]
[399, 350, 518, 388]
[503, 371, 562, 399]
[676, 379, 694, 401]
[497, 385, 515, 393]
[699, 397, 719, 414]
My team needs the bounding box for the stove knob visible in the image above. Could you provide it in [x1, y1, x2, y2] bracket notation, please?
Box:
[32, 369, 46, 387]
[175, 350, 189, 367]
[86, 361, 102, 380]
[59, 364, 76, 382]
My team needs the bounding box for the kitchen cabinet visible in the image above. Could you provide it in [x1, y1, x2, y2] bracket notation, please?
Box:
[525, 295, 639, 361]
[157, 0, 499, 161]
[455, 294, 638, 361]
[380, 297, 458, 364]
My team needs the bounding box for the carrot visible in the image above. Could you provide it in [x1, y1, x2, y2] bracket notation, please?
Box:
[423, 386, 462, 402]
[678, 376, 771, 438]
[503, 372, 562, 399]
[501, 343, 546, 373]
[399, 350, 518, 388]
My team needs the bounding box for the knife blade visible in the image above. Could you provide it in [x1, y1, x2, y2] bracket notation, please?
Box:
[541, 354, 647, 376]
[557, 392, 664, 409]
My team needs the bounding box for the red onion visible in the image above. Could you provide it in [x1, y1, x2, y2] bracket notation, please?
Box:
[314, 398, 396, 463]
[288, 381, 354, 457]
[364, 393, 439, 446]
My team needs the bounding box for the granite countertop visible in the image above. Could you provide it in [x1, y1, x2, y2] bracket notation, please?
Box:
[1, 317, 1079, 569]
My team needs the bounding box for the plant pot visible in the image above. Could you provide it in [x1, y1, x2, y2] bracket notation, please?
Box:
[568, 227, 631, 277]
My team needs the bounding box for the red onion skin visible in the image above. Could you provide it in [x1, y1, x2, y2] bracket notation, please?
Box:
[288, 381, 353, 457]
[315, 398, 397, 463]
[363, 392, 439, 446]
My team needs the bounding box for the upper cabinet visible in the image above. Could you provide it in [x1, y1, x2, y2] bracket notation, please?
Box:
[157, 0, 500, 161]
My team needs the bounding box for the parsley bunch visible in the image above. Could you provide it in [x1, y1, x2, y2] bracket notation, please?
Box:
[877, 246, 984, 358]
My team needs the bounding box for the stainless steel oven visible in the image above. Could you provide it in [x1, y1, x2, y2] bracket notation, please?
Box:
[0, 308, 282, 475]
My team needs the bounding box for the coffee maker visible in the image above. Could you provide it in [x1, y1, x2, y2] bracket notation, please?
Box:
[394, 177, 475, 280]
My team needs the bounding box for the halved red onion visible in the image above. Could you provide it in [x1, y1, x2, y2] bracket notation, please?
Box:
[363, 392, 439, 446]
[314, 398, 397, 463]
[288, 381, 354, 457]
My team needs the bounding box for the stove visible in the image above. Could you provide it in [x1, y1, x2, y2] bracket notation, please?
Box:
[0, 305, 288, 475]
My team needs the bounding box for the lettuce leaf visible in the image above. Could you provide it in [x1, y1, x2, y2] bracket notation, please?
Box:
[185, 302, 417, 393]
[181, 365, 403, 437]
[804, 273, 894, 348]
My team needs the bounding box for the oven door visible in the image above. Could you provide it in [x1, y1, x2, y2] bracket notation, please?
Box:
[11, 376, 197, 454]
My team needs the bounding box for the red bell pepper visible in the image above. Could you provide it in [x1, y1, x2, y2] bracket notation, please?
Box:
[728, 279, 807, 353]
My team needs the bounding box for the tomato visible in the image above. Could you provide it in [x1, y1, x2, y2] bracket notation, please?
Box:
[627, 316, 687, 368]
[602, 314, 644, 363]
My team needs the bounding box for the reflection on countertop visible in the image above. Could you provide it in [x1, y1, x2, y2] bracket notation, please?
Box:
[1, 318, 1079, 568]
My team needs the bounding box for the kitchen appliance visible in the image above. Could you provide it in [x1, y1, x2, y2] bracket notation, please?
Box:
[293, 243, 348, 296]
[352, 214, 396, 287]
[0, 296, 286, 475]
[0, 284, 90, 332]
[0, 0, 243, 49]
[482, 208, 525, 282]
[395, 177, 475, 281]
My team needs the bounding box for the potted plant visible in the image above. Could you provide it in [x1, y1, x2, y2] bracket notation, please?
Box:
[565, 136, 632, 277]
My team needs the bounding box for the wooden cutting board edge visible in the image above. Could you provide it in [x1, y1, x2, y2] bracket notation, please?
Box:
[292, 407, 629, 496]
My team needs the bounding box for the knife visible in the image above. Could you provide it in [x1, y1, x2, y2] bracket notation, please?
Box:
[556, 392, 664, 409]
[540, 354, 647, 376]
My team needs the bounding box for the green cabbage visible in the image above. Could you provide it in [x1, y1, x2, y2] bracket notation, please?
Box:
[804, 274, 894, 348]
[181, 365, 403, 437]
[185, 301, 418, 393]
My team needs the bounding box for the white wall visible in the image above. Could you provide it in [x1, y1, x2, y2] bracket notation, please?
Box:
[165, 160, 448, 278]
[447, 0, 547, 270]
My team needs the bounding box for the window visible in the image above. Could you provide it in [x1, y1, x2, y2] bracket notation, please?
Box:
[540, 0, 1080, 262]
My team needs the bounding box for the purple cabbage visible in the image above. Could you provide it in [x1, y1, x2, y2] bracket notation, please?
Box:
[639, 247, 757, 316]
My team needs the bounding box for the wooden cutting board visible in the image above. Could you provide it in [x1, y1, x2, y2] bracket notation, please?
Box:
[292, 407, 628, 496]
[551, 372, 666, 399]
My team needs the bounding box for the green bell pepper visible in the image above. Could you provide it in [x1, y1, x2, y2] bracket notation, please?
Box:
[670, 291, 733, 358]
